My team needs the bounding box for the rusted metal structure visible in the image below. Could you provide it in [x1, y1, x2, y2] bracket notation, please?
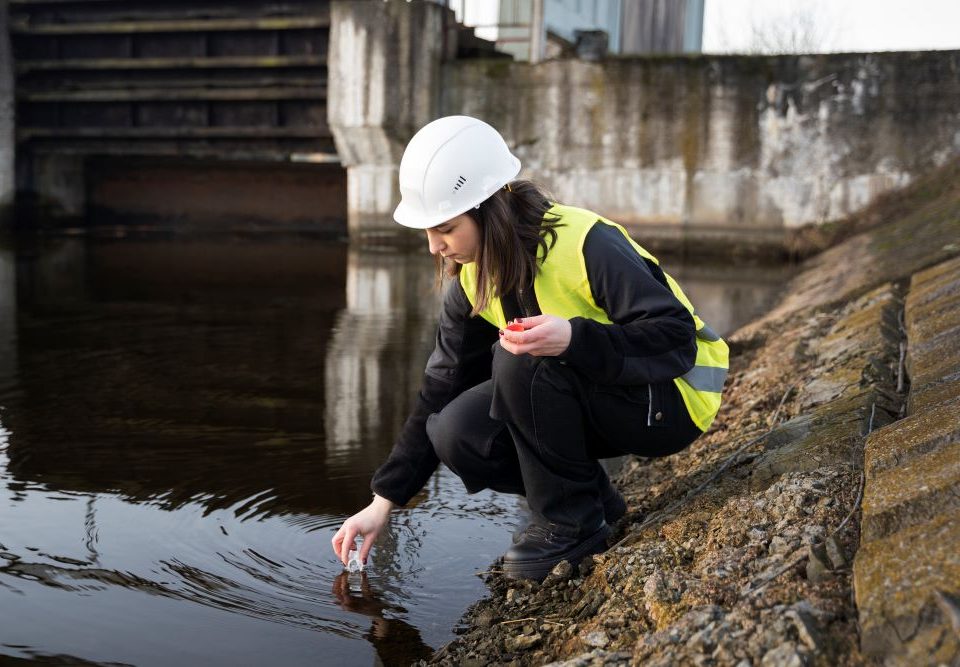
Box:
[9, 0, 343, 228]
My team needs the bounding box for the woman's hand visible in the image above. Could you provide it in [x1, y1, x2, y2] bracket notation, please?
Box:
[331, 494, 395, 566]
[499, 314, 572, 357]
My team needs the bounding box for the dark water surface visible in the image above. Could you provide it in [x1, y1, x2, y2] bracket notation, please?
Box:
[0, 234, 791, 666]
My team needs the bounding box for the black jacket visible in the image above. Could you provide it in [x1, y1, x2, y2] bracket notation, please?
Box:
[370, 222, 697, 506]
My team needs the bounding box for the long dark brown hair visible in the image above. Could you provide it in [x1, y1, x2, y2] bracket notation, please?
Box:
[437, 179, 563, 316]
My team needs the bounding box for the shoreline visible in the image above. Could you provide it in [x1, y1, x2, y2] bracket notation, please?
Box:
[423, 159, 960, 666]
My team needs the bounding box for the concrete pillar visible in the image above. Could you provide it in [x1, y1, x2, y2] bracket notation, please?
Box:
[328, 0, 454, 240]
[0, 0, 14, 228]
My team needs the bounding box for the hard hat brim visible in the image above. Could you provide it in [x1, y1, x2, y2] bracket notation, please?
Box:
[393, 155, 521, 230]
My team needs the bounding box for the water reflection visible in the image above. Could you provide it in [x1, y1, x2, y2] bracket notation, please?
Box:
[0, 241, 14, 395]
[3, 237, 354, 516]
[0, 233, 793, 666]
[331, 572, 433, 667]
[667, 259, 792, 337]
[0, 234, 523, 666]
[324, 247, 439, 466]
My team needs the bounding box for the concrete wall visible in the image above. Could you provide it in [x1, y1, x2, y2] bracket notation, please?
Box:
[0, 0, 14, 228]
[444, 52, 960, 243]
[328, 0, 454, 240]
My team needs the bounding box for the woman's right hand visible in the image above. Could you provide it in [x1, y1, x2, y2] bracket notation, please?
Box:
[331, 494, 395, 567]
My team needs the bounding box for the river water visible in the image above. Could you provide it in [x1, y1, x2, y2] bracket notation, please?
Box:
[0, 233, 791, 666]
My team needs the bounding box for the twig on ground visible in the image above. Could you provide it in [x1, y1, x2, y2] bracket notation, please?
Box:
[498, 617, 539, 626]
[897, 341, 907, 393]
[834, 471, 866, 537]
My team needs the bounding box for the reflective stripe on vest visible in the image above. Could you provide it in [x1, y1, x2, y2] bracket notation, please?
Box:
[681, 365, 727, 393]
[460, 203, 729, 432]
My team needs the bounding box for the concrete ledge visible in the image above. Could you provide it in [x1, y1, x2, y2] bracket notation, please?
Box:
[854, 509, 960, 662]
[855, 254, 960, 664]
[861, 440, 960, 542]
[865, 402, 960, 477]
[908, 375, 960, 415]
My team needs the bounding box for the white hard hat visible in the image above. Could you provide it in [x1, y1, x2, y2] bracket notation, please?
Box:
[393, 115, 521, 229]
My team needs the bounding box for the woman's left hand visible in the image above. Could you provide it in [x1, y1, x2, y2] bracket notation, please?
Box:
[499, 314, 572, 357]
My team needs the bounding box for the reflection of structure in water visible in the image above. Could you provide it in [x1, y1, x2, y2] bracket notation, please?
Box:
[324, 246, 439, 462]
[1, 239, 401, 516]
[0, 243, 16, 394]
[664, 257, 794, 337]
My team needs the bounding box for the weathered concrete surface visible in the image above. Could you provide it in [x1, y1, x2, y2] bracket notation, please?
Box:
[854, 255, 960, 665]
[328, 0, 454, 240]
[426, 160, 960, 666]
[0, 0, 14, 228]
[443, 52, 960, 240]
[739, 159, 960, 334]
[333, 40, 960, 242]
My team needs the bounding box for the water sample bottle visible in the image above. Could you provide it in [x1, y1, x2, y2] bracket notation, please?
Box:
[346, 549, 364, 573]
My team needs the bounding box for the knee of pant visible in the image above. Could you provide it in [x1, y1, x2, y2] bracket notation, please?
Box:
[491, 346, 535, 396]
[426, 412, 453, 463]
[426, 410, 471, 471]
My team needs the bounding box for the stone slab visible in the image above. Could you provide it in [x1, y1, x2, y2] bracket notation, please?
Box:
[908, 325, 960, 392]
[865, 401, 960, 477]
[748, 392, 880, 492]
[861, 441, 960, 542]
[905, 255, 960, 403]
[905, 292, 960, 343]
[907, 254, 960, 312]
[908, 375, 960, 415]
[796, 284, 901, 412]
[854, 509, 960, 662]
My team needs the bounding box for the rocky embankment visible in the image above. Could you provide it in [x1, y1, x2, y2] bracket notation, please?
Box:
[423, 159, 960, 667]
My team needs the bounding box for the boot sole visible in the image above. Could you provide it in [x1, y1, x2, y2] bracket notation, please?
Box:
[502, 523, 611, 582]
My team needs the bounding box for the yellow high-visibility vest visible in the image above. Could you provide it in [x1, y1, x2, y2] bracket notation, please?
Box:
[460, 203, 728, 432]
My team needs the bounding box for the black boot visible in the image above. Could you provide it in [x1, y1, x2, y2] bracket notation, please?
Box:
[503, 522, 611, 581]
[601, 478, 627, 524]
[503, 476, 623, 581]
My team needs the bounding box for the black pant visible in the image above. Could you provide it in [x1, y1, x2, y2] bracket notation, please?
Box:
[425, 346, 702, 537]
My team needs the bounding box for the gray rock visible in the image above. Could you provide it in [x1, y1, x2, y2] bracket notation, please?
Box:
[583, 630, 609, 648]
[542, 650, 632, 667]
[761, 642, 804, 667]
[602, 613, 626, 629]
[786, 609, 822, 652]
[769, 535, 793, 555]
[680, 604, 725, 627]
[688, 622, 717, 653]
[544, 559, 574, 584]
[505, 632, 542, 652]
[805, 544, 832, 582]
[824, 536, 848, 569]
